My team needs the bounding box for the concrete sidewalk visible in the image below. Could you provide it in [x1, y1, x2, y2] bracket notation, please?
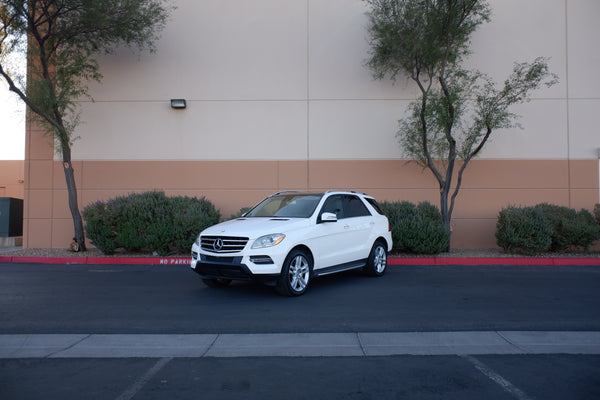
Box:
[2, 331, 600, 358]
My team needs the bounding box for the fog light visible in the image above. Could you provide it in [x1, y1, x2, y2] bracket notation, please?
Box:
[250, 256, 274, 265]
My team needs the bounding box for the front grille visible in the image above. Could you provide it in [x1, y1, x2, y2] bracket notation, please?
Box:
[201, 236, 249, 253]
[196, 263, 250, 279]
[201, 255, 243, 264]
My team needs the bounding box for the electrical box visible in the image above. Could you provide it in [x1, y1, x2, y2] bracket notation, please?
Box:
[0, 198, 24, 237]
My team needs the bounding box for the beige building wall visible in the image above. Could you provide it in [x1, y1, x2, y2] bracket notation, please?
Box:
[23, 0, 600, 249]
[0, 161, 24, 199]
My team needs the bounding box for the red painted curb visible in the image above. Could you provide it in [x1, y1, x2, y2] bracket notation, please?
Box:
[0, 255, 192, 265]
[2, 255, 599, 266]
[388, 257, 600, 266]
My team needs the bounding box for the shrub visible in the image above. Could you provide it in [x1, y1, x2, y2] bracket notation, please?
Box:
[380, 201, 450, 254]
[496, 204, 600, 255]
[496, 206, 552, 255]
[534, 203, 600, 252]
[594, 204, 600, 227]
[573, 209, 600, 250]
[83, 191, 220, 255]
[82, 200, 117, 255]
[170, 196, 221, 251]
[533, 203, 577, 251]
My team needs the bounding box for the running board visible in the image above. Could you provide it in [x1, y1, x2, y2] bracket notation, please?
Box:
[313, 259, 367, 277]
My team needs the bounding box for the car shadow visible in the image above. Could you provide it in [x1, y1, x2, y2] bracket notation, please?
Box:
[193, 268, 391, 299]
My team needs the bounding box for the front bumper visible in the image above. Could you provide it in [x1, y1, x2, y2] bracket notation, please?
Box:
[190, 251, 280, 284]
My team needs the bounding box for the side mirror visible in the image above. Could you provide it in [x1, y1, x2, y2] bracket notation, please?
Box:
[320, 212, 338, 223]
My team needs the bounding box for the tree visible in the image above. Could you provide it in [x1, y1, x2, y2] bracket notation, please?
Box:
[0, 0, 171, 250]
[364, 0, 557, 248]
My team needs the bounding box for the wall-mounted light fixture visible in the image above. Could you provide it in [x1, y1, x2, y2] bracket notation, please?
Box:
[170, 99, 187, 109]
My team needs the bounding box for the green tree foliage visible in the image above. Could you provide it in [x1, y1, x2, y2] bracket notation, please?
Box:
[0, 0, 171, 250]
[364, 0, 557, 248]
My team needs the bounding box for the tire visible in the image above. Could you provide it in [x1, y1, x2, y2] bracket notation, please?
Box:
[364, 241, 387, 277]
[202, 278, 232, 288]
[276, 249, 311, 296]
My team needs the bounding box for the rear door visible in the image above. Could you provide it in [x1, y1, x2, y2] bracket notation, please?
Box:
[341, 195, 374, 261]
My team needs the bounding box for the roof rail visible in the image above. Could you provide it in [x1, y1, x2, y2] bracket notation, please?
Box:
[325, 189, 368, 196]
[271, 190, 302, 196]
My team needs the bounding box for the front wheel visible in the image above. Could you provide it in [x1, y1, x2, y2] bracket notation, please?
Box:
[276, 249, 311, 296]
[364, 241, 387, 277]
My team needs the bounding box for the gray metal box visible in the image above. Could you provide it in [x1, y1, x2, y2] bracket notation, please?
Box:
[0, 198, 24, 237]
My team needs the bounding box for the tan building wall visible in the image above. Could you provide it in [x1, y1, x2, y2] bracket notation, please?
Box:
[22, 0, 600, 249]
[0, 161, 24, 199]
[23, 156, 599, 249]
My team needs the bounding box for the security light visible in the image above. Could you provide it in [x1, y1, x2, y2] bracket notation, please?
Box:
[170, 99, 187, 109]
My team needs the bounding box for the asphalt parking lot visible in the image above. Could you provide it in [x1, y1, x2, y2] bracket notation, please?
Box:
[1, 262, 599, 399]
[2, 354, 599, 400]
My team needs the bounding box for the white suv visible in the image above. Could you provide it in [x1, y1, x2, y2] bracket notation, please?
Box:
[190, 190, 392, 296]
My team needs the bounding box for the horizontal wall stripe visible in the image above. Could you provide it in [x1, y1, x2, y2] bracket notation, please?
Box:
[20, 159, 599, 250]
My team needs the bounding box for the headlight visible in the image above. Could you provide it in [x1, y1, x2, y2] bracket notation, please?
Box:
[252, 234, 285, 249]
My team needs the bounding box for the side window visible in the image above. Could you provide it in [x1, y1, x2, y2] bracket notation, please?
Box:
[320, 195, 345, 219]
[365, 198, 384, 215]
[344, 195, 371, 218]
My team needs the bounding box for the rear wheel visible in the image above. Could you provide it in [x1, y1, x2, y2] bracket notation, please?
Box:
[364, 241, 387, 277]
[276, 249, 311, 296]
[202, 278, 232, 288]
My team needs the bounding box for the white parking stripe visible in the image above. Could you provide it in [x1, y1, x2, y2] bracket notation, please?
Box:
[115, 357, 173, 400]
[461, 355, 533, 400]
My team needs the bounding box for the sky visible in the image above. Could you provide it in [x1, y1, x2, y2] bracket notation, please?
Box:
[1, 40, 27, 160]
[0, 84, 25, 160]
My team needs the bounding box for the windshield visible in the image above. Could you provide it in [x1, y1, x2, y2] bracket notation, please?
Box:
[245, 193, 323, 218]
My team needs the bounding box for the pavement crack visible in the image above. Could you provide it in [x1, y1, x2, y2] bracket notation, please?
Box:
[201, 334, 220, 357]
[45, 334, 92, 359]
[496, 331, 527, 353]
[356, 332, 367, 356]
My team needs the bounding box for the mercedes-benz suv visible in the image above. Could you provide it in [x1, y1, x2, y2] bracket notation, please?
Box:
[190, 190, 392, 296]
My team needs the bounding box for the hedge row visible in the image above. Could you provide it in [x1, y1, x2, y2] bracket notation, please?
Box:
[82, 191, 599, 257]
[380, 201, 450, 254]
[83, 191, 220, 255]
[496, 203, 600, 255]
